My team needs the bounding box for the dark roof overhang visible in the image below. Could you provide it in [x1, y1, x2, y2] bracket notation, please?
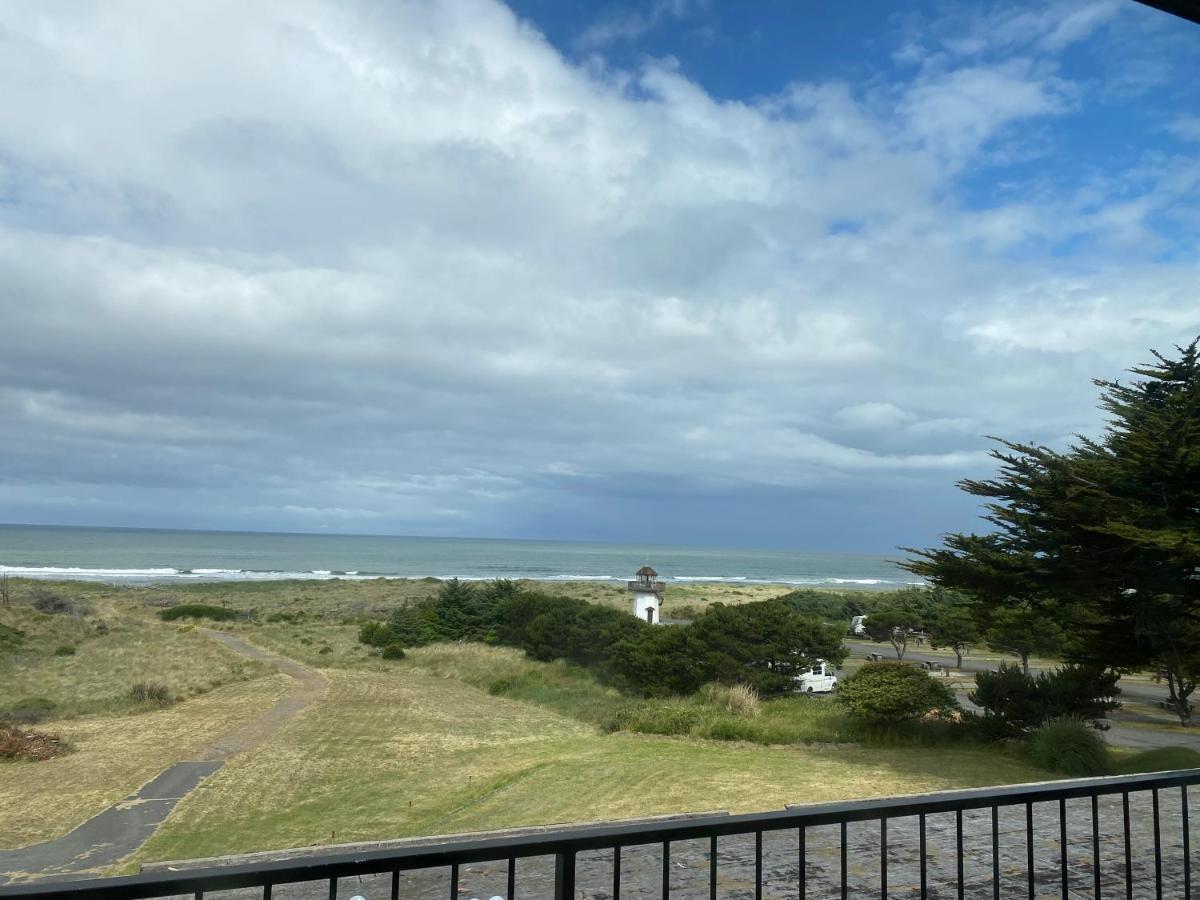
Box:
[1134, 0, 1200, 25]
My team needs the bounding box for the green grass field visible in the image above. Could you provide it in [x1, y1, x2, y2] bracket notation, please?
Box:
[133, 661, 1046, 864]
[0, 576, 1184, 872]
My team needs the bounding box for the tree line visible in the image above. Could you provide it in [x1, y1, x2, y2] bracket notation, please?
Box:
[360, 580, 845, 697]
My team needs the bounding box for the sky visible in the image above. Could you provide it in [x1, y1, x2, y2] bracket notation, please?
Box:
[1, 0, 1198, 553]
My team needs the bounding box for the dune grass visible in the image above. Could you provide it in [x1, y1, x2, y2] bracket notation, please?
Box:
[0, 602, 268, 718]
[0, 674, 293, 849]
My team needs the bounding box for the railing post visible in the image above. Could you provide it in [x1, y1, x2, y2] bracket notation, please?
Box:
[554, 849, 577, 900]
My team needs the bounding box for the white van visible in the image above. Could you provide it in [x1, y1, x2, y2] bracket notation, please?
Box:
[796, 660, 838, 693]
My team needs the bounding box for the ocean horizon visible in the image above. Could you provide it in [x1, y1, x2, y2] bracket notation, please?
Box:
[0, 524, 922, 590]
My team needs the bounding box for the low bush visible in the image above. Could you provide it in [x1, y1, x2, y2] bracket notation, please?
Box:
[358, 620, 395, 647]
[267, 611, 307, 624]
[54, 645, 76, 656]
[837, 662, 959, 723]
[1027, 718, 1109, 777]
[129, 681, 172, 705]
[381, 643, 406, 660]
[0, 724, 73, 761]
[972, 664, 1120, 737]
[0, 622, 24, 650]
[159, 603, 238, 622]
[30, 588, 93, 617]
[0, 697, 57, 725]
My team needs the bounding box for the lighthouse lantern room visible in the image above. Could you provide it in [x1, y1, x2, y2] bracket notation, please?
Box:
[628, 565, 666, 624]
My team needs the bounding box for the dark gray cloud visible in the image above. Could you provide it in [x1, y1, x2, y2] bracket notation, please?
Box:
[1, 0, 1197, 550]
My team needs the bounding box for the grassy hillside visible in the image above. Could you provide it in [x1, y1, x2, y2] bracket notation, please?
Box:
[0, 577, 1053, 870]
[135, 653, 1045, 863]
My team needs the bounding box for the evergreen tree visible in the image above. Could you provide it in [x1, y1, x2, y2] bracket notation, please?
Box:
[982, 603, 1064, 676]
[906, 340, 1200, 722]
[925, 592, 980, 670]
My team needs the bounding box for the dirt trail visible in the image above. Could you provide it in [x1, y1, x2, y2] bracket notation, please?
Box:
[0, 631, 326, 884]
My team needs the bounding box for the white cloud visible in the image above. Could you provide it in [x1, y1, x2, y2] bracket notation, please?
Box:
[1168, 116, 1200, 143]
[0, 0, 1195, 544]
[576, 0, 693, 50]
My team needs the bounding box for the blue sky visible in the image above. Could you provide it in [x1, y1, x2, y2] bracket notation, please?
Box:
[0, 1, 1198, 552]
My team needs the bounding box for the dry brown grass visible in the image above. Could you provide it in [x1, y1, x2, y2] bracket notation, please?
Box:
[0, 674, 292, 849]
[0, 725, 73, 762]
[0, 600, 268, 717]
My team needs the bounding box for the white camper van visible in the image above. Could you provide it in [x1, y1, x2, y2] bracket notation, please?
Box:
[848, 615, 867, 636]
[796, 660, 838, 693]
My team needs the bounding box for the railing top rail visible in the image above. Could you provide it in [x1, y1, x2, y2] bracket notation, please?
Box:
[5, 769, 1199, 899]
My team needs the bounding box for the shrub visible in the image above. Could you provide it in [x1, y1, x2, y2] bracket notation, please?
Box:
[359, 621, 394, 647]
[386, 603, 439, 647]
[0, 724, 73, 761]
[972, 663, 1120, 737]
[1038, 665, 1120, 729]
[267, 611, 307, 624]
[972, 663, 1043, 736]
[54, 645, 76, 656]
[318, 645, 333, 655]
[700, 682, 761, 717]
[159, 603, 237, 622]
[0, 697, 56, 725]
[1028, 718, 1109, 777]
[0, 623, 25, 651]
[129, 681, 172, 704]
[30, 588, 92, 617]
[381, 643, 407, 660]
[837, 662, 959, 723]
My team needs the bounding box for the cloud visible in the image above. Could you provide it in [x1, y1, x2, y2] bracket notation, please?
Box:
[0, 0, 1196, 548]
[575, 0, 693, 50]
[1168, 116, 1200, 142]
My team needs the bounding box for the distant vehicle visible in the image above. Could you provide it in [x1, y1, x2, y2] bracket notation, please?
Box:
[796, 659, 838, 693]
[848, 615, 867, 636]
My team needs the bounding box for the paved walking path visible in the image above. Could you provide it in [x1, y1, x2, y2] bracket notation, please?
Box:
[0, 631, 326, 884]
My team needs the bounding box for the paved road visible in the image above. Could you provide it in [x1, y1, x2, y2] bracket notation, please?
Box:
[0, 631, 327, 885]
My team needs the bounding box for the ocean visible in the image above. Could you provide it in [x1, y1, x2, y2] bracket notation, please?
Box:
[0, 524, 920, 589]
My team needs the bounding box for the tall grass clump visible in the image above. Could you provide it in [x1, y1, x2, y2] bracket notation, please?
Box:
[129, 681, 172, 705]
[699, 682, 761, 717]
[1027, 718, 1109, 777]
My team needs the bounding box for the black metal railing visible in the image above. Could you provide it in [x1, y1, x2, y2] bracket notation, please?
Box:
[3, 769, 1197, 899]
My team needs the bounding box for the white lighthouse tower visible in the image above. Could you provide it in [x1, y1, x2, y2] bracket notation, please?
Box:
[628, 565, 665, 624]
